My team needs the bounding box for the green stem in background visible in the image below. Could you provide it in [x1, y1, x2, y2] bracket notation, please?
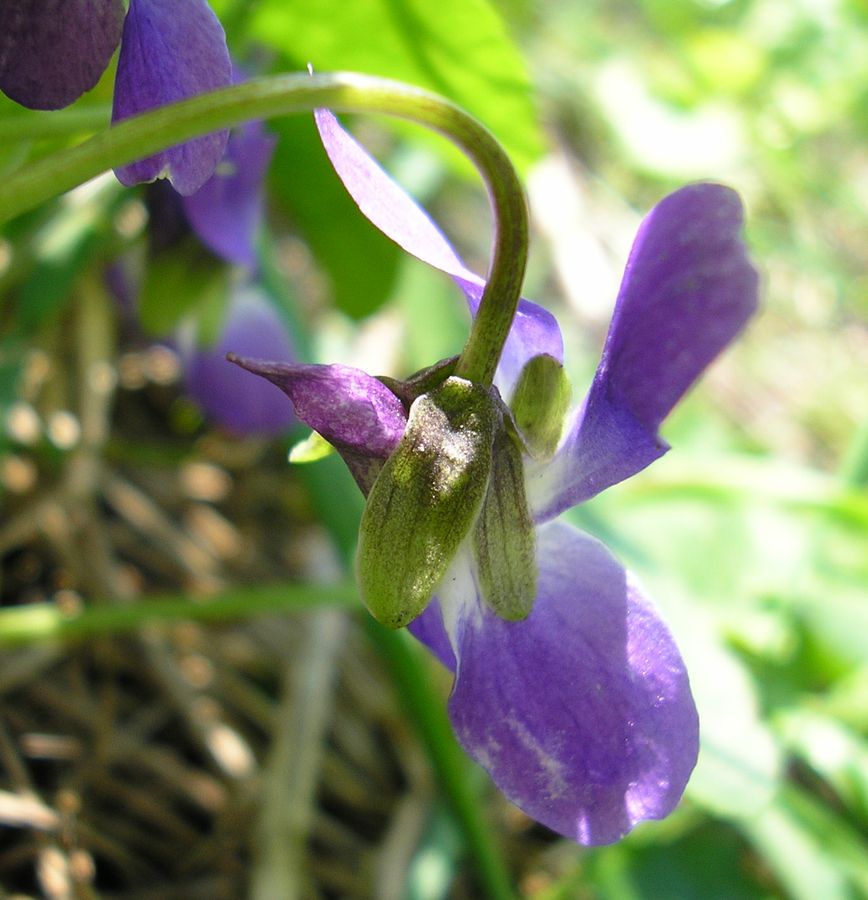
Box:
[0, 581, 357, 647]
[0, 72, 528, 387]
[0, 104, 111, 141]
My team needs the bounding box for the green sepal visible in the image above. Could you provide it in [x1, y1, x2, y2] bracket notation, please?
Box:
[377, 355, 459, 409]
[357, 376, 497, 629]
[472, 425, 537, 620]
[509, 353, 572, 460]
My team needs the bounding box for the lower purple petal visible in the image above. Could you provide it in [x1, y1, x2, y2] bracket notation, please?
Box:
[184, 286, 295, 435]
[112, 0, 231, 195]
[531, 184, 758, 520]
[0, 0, 124, 110]
[446, 521, 699, 844]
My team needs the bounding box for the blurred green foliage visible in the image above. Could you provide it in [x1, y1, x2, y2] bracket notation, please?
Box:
[1, 0, 866, 897]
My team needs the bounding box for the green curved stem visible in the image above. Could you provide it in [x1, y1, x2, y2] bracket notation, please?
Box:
[0, 72, 527, 386]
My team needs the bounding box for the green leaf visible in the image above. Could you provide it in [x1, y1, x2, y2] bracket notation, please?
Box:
[743, 785, 868, 900]
[398, 257, 468, 372]
[17, 183, 119, 332]
[686, 629, 782, 817]
[249, 0, 545, 173]
[778, 709, 868, 820]
[289, 430, 335, 464]
[575, 823, 770, 900]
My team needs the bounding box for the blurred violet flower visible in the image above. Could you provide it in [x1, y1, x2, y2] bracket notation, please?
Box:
[0, 0, 231, 194]
[230, 111, 758, 843]
[177, 111, 291, 434]
[124, 99, 290, 436]
[164, 110, 290, 435]
[182, 284, 296, 436]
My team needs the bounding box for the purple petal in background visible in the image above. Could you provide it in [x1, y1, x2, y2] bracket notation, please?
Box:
[112, 0, 231, 195]
[0, 0, 124, 110]
[314, 109, 563, 395]
[446, 521, 699, 845]
[531, 183, 758, 520]
[183, 119, 276, 268]
[185, 286, 295, 435]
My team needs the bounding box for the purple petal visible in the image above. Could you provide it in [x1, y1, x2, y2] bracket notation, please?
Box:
[228, 354, 407, 489]
[0, 0, 124, 110]
[531, 184, 759, 520]
[444, 522, 699, 845]
[112, 0, 231, 195]
[314, 109, 562, 393]
[182, 119, 277, 267]
[184, 286, 295, 435]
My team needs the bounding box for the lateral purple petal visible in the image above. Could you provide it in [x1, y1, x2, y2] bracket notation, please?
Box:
[0, 0, 124, 110]
[314, 109, 562, 394]
[446, 522, 699, 845]
[531, 183, 758, 520]
[185, 286, 295, 435]
[112, 0, 231, 195]
[183, 120, 277, 267]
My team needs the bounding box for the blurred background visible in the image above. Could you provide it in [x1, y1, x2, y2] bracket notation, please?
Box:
[1, 0, 866, 897]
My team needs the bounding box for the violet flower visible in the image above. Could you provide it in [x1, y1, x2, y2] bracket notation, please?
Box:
[183, 284, 296, 436]
[178, 112, 293, 435]
[230, 112, 758, 843]
[142, 109, 291, 436]
[0, 0, 231, 194]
